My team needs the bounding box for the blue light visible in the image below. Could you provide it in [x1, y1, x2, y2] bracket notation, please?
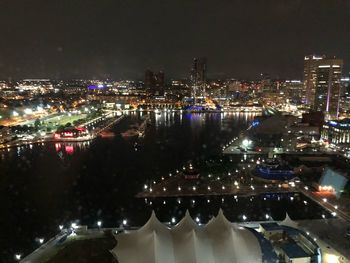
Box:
[251, 120, 260, 127]
[329, 121, 338, 126]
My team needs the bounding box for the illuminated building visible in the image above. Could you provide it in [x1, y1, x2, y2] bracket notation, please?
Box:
[318, 167, 349, 198]
[191, 57, 207, 98]
[303, 55, 325, 105]
[145, 70, 165, 96]
[54, 127, 88, 139]
[303, 55, 343, 116]
[322, 119, 350, 144]
[314, 58, 343, 117]
[259, 73, 273, 92]
[284, 80, 303, 103]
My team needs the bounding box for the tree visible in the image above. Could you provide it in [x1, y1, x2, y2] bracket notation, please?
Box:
[34, 119, 41, 130]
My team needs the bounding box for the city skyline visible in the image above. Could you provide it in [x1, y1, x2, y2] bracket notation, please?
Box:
[0, 0, 350, 80]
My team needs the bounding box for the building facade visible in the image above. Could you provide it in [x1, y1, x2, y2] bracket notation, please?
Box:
[191, 57, 207, 98]
[322, 119, 350, 144]
[303, 55, 325, 105]
[314, 59, 343, 117]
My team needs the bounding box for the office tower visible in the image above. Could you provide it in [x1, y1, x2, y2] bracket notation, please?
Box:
[303, 55, 325, 105]
[144, 70, 164, 96]
[284, 80, 303, 102]
[260, 73, 272, 92]
[314, 58, 343, 117]
[191, 57, 207, 98]
[154, 71, 165, 95]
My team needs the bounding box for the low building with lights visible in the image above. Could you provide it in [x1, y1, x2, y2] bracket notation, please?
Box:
[321, 119, 350, 144]
[54, 127, 88, 139]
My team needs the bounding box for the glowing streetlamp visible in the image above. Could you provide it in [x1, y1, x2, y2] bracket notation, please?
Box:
[242, 215, 247, 221]
[15, 254, 21, 261]
[122, 219, 127, 226]
[97, 220, 102, 227]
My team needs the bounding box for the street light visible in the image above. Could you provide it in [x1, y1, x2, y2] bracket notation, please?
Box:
[122, 219, 127, 226]
[15, 254, 21, 261]
[97, 220, 102, 227]
[59, 225, 64, 230]
[242, 215, 247, 221]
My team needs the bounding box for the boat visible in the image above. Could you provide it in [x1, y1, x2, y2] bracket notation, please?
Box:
[121, 129, 140, 139]
[99, 130, 115, 138]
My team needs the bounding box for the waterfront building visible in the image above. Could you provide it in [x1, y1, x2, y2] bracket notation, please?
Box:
[321, 119, 350, 144]
[54, 127, 88, 139]
[112, 211, 321, 263]
[112, 210, 278, 263]
[191, 57, 207, 98]
[145, 70, 165, 96]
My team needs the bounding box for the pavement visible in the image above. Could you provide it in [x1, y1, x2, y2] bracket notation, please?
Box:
[297, 218, 350, 263]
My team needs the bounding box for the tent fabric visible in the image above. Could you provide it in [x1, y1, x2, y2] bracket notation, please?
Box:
[112, 209, 263, 263]
[281, 213, 299, 228]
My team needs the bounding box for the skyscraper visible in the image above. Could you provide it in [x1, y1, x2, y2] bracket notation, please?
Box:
[191, 57, 207, 98]
[144, 69, 165, 96]
[303, 55, 325, 105]
[314, 58, 343, 117]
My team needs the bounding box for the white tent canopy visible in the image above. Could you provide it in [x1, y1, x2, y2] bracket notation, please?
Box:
[112, 210, 263, 263]
[281, 213, 299, 228]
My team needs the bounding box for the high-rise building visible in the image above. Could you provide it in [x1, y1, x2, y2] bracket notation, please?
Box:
[144, 70, 165, 96]
[303, 55, 325, 105]
[144, 70, 155, 90]
[314, 58, 343, 117]
[284, 80, 303, 103]
[191, 57, 207, 98]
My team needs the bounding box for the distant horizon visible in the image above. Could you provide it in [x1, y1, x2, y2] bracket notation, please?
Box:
[1, 0, 350, 80]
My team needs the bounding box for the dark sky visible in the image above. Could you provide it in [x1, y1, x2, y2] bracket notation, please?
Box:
[0, 0, 349, 80]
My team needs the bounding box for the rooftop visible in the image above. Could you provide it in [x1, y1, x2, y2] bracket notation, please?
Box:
[280, 243, 310, 259]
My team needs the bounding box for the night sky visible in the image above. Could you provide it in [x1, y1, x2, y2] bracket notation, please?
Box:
[0, 0, 349, 80]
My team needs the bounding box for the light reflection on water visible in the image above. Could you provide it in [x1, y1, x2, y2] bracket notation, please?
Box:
[0, 112, 331, 260]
